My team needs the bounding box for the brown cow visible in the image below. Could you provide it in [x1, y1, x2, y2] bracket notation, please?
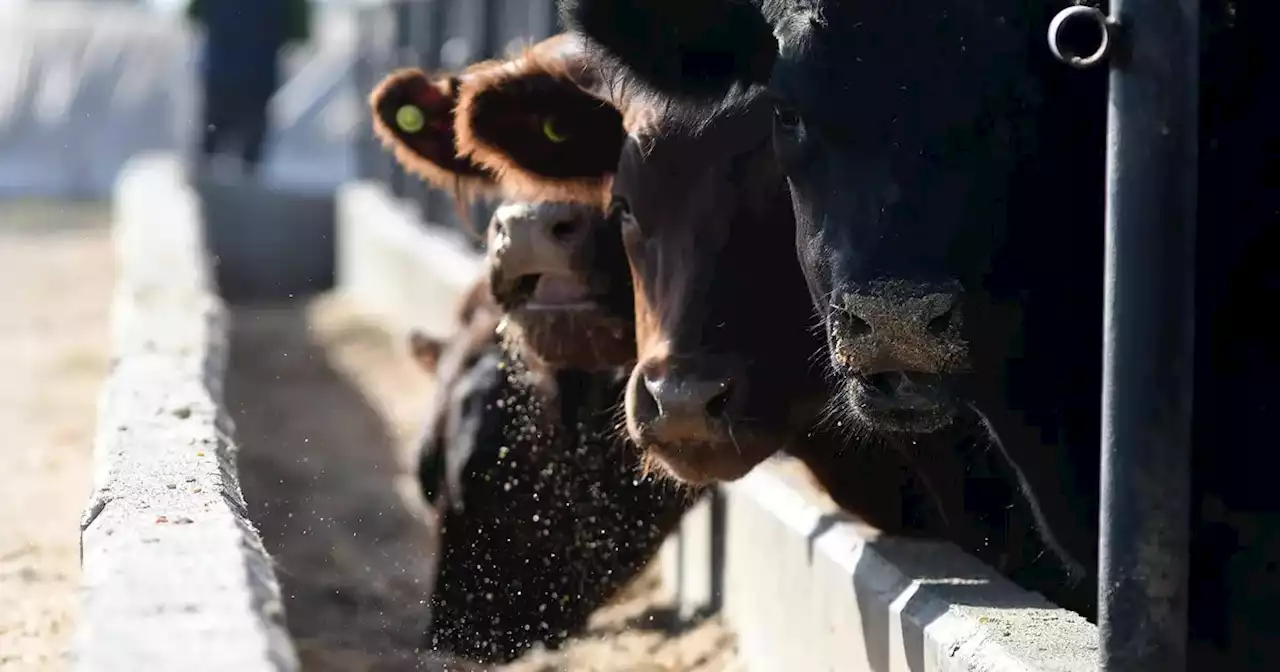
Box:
[370, 50, 631, 374]
[370, 54, 695, 662]
[448, 36, 826, 486]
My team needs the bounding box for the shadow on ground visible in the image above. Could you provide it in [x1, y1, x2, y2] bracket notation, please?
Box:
[225, 299, 482, 671]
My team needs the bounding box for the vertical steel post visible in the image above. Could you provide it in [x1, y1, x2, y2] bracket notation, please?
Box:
[388, 0, 414, 199]
[465, 0, 502, 239]
[401, 0, 440, 222]
[1098, 0, 1198, 667]
[352, 7, 374, 182]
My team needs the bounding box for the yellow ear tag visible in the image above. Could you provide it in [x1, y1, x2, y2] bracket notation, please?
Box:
[396, 105, 425, 133]
[542, 117, 567, 143]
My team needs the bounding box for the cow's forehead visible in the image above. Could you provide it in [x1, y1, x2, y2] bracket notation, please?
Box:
[624, 98, 772, 162]
[770, 0, 1030, 136]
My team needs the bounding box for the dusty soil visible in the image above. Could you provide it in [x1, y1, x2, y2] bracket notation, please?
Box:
[0, 201, 115, 671]
[228, 293, 740, 671]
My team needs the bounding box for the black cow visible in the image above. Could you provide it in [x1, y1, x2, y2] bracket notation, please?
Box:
[370, 47, 695, 662]
[563, 0, 1280, 664]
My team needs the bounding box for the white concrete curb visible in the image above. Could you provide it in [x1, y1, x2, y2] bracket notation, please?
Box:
[665, 462, 1099, 672]
[69, 154, 299, 672]
[333, 179, 1100, 672]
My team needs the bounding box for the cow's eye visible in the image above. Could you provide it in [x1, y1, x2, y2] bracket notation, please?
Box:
[610, 196, 642, 236]
[773, 104, 802, 132]
[542, 116, 567, 143]
[609, 195, 632, 221]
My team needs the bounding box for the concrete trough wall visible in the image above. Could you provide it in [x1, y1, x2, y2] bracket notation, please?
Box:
[70, 154, 299, 671]
[332, 179, 1101, 672]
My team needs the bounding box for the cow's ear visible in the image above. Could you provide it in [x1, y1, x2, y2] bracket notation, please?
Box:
[408, 330, 444, 374]
[561, 0, 778, 102]
[370, 69, 497, 198]
[454, 38, 625, 205]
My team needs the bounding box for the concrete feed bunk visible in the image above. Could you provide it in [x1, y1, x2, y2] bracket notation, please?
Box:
[69, 156, 298, 672]
[71, 154, 1098, 671]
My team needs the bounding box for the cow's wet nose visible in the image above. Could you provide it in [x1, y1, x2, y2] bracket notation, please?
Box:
[629, 356, 742, 440]
[831, 279, 969, 375]
[487, 202, 597, 305]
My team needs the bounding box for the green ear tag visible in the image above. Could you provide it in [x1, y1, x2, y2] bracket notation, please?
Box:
[396, 105, 425, 133]
[542, 117, 567, 143]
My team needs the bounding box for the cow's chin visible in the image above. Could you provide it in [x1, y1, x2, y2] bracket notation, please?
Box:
[638, 438, 774, 486]
[626, 420, 779, 486]
[840, 373, 960, 435]
[502, 305, 634, 372]
[494, 273, 634, 372]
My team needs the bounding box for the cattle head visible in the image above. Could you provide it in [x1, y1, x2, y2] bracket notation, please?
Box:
[370, 40, 634, 372]
[610, 104, 820, 484]
[449, 36, 825, 485]
[562, 0, 1075, 435]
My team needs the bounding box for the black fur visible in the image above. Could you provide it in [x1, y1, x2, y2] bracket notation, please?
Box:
[560, 0, 775, 102]
[564, 0, 1280, 664]
[416, 328, 694, 663]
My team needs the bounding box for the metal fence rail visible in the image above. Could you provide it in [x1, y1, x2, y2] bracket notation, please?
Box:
[352, 0, 559, 244]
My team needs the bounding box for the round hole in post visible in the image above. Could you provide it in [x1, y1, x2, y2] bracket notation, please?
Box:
[1047, 5, 1112, 69]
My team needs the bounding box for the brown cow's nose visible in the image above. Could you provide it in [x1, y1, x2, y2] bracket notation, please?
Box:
[490, 204, 590, 257]
[545, 214, 589, 247]
[487, 202, 595, 303]
[645, 375, 734, 420]
[832, 279, 969, 375]
[630, 357, 741, 439]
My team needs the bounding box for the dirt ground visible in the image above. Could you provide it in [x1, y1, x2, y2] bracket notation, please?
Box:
[0, 201, 115, 671]
[228, 294, 741, 672]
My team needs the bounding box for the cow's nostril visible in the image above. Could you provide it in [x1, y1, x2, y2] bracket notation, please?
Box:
[633, 372, 661, 424]
[550, 219, 579, 244]
[835, 308, 872, 338]
[849, 314, 872, 337]
[927, 307, 954, 335]
[704, 381, 734, 420]
[512, 274, 540, 301]
[491, 218, 506, 238]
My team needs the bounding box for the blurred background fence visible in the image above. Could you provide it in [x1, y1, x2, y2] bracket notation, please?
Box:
[1, 0, 559, 241]
[352, 0, 560, 242]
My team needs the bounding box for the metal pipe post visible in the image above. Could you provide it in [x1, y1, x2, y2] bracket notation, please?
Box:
[1098, 0, 1198, 667]
[388, 0, 415, 199]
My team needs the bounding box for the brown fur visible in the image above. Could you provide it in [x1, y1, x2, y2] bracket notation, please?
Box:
[369, 68, 499, 202]
[454, 36, 626, 206]
[499, 308, 633, 374]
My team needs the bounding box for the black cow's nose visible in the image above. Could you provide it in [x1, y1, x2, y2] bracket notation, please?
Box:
[831, 279, 969, 375]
